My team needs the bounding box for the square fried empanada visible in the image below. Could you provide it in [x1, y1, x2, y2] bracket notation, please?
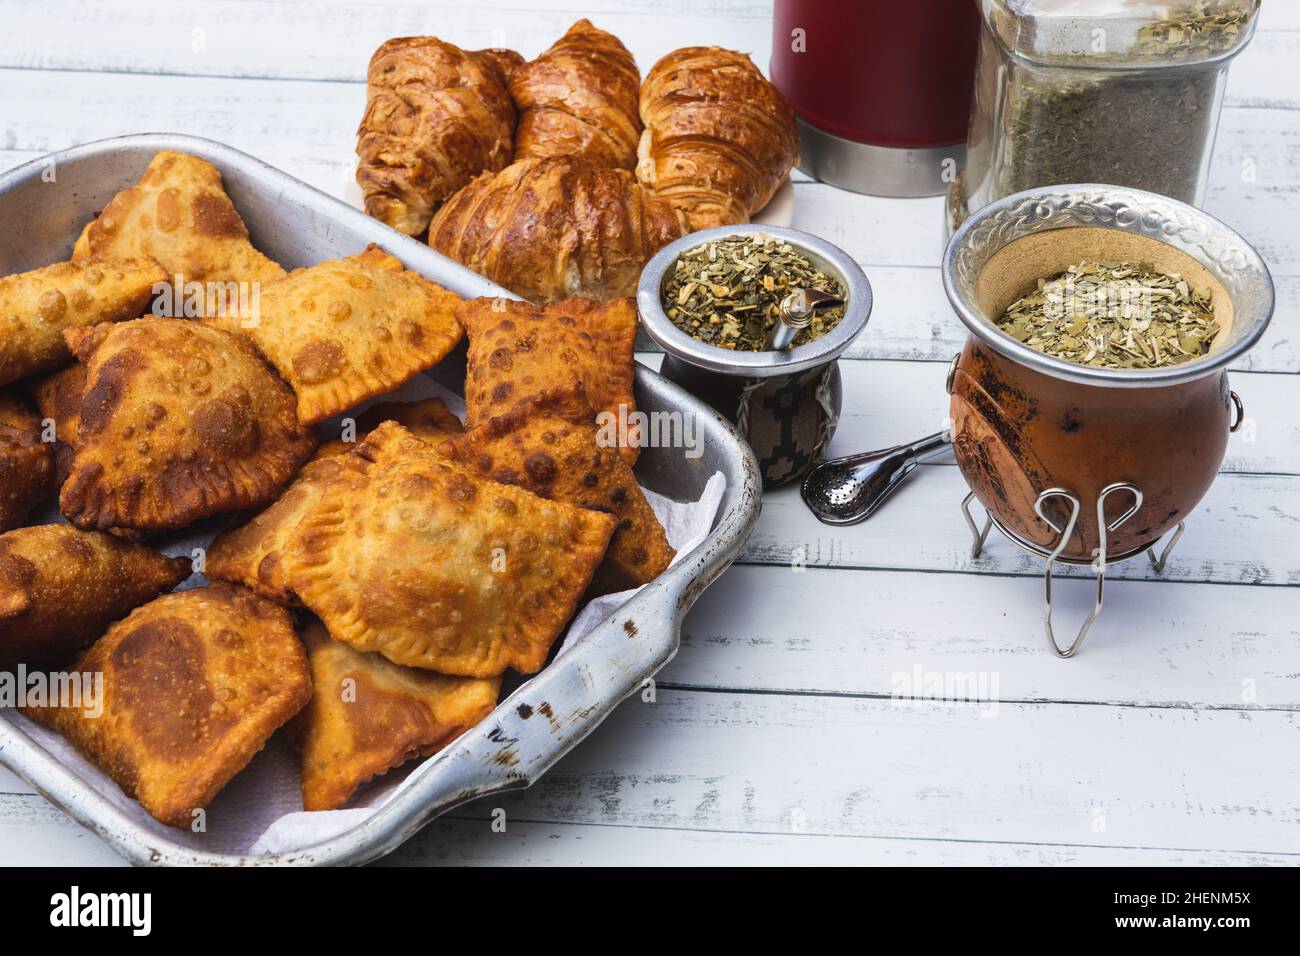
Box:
[0, 257, 166, 387]
[357, 395, 463, 441]
[442, 385, 673, 595]
[209, 397, 466, 598]
[293, 619, 500, 811]
[25, 583, 311, 829]
[283, 422, 616, 676]
[59, 318, 316, 531]
[0, 391, 55, 532]
[0, 525, 190, 670]
[207, 453, 367, 605]
[459, 296, 640, 464]
[72, 151, 287, 299]
[205, 246, 463, 426]
[314, 396, 465, 461]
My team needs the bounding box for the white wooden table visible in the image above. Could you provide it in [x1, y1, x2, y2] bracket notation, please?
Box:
[1, 0, 1297, 867]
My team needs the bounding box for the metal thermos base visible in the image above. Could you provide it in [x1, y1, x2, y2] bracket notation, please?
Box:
[796, 117, 966, 199]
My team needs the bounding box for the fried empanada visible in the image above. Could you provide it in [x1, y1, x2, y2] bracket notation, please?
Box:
[284, 422, 616, 676]
[205, 247, 463, 425]
[0, 525, 190, 670]
[308, 439, 353, 462]
[71, 151, 286, 300]
[293, 620, 500, 811]
[58, 318, 316, 531]
[25, 583, 310, 829]
[459, 296, 640, 464]
[442, 385, 673, 595]
[31, 363, 85, 486]
[356, 396, 463, 441]
[206, 454, 367, 605]
[0, 391, 55, 532]
[313, 396, 465, 462]
[0, 257, 166, 387]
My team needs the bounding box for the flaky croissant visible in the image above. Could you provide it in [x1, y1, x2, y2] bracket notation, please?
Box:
[427, 157, 685, 303]
[509, 19, 642, 170]
[637, 47, 798, 231]
[356, 37, 523, 236]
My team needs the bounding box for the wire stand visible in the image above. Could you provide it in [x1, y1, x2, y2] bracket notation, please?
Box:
[961, 486, 1186, 658]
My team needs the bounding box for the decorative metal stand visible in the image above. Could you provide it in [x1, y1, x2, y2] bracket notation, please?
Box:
[961, 486, 1186, 659]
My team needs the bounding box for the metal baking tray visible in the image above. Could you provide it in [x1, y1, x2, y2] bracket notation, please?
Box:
[0, 134, 761, 865]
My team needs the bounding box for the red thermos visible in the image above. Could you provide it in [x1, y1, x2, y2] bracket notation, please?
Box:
[770, 0, 980, 197]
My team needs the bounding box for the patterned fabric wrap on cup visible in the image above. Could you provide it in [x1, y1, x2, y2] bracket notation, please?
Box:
[737, 362, 841, 488]
[656, 354, 842, 489]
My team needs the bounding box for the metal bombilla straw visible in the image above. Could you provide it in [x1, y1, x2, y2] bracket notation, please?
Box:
[765, 288, 844, 351]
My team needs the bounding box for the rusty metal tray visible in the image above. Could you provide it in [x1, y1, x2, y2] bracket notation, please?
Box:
[0, 134, 761, 865]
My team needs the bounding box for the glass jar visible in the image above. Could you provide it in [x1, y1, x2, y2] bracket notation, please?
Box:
[949, 0, 1261, 232]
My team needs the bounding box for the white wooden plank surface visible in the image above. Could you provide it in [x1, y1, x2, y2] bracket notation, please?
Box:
[744, 471, 1300, 586]
[0, 0, 1297, 867]
[386, 690, 1300, 854]
[0, 0, 1293, 104]
[7, 686, 1300, 859]
[5, 792, 1296, 868]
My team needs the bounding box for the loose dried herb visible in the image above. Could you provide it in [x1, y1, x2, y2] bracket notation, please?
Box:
[662, 234, 846, 351]
[1133, 3, 1251, 60]
[996, 2, 1254, 204]
[997, 260, 1219, 370]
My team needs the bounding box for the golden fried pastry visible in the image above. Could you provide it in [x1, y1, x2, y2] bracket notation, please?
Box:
[313, 396, 465, 461]
[357, 37, 521, 236]
[510, 19, 642, 169]
[207, 454, 366, 605]
[0, 525, 190, 670]
[428, 157, 684, 303]
[72, 151, 286, 305]
[0, 257, 165, 387]
[0, 391, 55, 532]
[285, 422, 616, 676]
[308, 439, 352, 462]
[459, 296, 640, 464]
[30, 363, 85, 486]
[205, 247, 463, 425]
[293, 619, 500, 811]
[25, 583, 310, 829]
[638, 47, 798, 231]
[357, 396, 463, 440]
[442, 386, 673, 595]
[59, 319, 316, 531]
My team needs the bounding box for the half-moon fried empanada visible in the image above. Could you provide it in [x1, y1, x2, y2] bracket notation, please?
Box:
[206, 454, 367, 605]
[0, 525, 190, 670]
[59, 318, 316, 531]
[25, 583, 310, 829]
[442, 385, 673, 596]
[0, 391, 55, 532]
[293, 619, 500, 811]
[459, 296, 639, 464]
[205, 247, 463, 425]
[31, 363, 85, 486]
[285, 421, 616, 676]
[0, 257, 166, 387]
[72, 151, 286, 301]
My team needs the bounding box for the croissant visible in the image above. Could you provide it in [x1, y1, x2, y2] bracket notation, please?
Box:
[637, 47, 798, 231]
[510, 19, 642, 170]
[427, 157, 685, 302]
[356, 37, 522, 236]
